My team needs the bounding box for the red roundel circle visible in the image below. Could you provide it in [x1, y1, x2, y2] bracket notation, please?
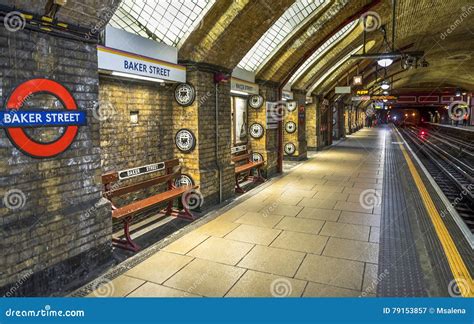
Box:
[6, 79, 79, 158]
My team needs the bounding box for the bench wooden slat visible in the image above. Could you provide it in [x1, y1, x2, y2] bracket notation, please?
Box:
[112, 185, 198, 220]
[235, 161, 264, 174]
[105, 171, 181, 198]
[231, 153, 251, 163]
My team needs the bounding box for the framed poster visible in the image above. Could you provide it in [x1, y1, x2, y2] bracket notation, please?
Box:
[232, 96, 248, 145]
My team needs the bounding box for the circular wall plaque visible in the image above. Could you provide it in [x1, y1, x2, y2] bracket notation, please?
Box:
[285, 121, 297, 134]
[174, 83, 196, 106]
[287, 101, 297, 112]
[248, 94, 264, 109]
[175, 129, 196, 153]
[174, 174, 194, 187]
[252, 152, 264, 163]
[249, 123, 264, 139]
[284, 142, 296, 156]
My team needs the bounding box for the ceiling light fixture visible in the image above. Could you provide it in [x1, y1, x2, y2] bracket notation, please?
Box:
[377, 58, 393, 67]
[380, 80, 390, 90]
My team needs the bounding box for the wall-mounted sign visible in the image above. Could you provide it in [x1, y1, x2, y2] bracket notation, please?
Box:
[174, 174, 194, 187]
[118, 162, 165, 180]
[231, 145, 247, 154]
[175, 83, 196, 106]
[249, 123, 264, 139]
[356, 89, 369, 95]
[285, 121, 297, 133]
[230, 77, 259, 95]
[1, 79, 87, 158]
[352, 96, 371, 101]
[175, 129, 196, 153]
[371, 95, 398, 101]
[248, 94, 264, 109]
[282, 91, 294, 101]
[298, 106, 305, 122]
[335, 86, 351, 94]
[98, 46, 186, 83]
[284, 143, 296, 156]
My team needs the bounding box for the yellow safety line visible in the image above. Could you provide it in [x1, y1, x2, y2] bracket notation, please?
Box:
[395, 130, 473, 297]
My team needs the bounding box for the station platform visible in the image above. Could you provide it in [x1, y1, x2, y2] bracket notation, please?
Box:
[77, 126, 472, 298]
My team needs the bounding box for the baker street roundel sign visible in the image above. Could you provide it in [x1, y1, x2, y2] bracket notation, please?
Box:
[174, 83, 196, 106]
[0, 79, 87, 158]
[284, 142, 296, 155]
[285, 121, 296, 134]
[175, 129, 196, 153]
[248, 94, 264, 109]
[249, 123, 264, 139]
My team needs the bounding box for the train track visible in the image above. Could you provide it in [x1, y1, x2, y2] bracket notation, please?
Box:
[397, 125, 474, 233]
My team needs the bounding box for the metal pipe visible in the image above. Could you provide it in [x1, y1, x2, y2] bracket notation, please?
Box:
[392, 0, 397, 51]
[215, 82, 223, 203]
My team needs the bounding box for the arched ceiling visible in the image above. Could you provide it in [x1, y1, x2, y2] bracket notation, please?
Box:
[178, 0, 295, 68]
[2, 0, 119, 28]
[312, 0, 474, 98]
[5, 0, 472, 96]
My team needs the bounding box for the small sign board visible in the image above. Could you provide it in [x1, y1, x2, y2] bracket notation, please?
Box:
[118, 162, 165, 180]
[231, 145, 247, 154]
[335, 86, 351, 94]
[356, 90, 369, 95]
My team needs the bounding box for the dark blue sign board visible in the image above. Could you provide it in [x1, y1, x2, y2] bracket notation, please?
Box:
[0, 110, 87, 128]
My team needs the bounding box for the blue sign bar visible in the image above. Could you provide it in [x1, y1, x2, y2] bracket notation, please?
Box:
[0, 110, 87, 128]
[0, 298, 472, 323]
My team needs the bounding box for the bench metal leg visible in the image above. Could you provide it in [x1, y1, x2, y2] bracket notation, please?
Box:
[112, 217, 140, 252]
[235, 174, 245, 193]
[255, 168, 266, 182]
[165, 200, 173, 216]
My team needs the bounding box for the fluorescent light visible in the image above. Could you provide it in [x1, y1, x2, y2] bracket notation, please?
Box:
[383, 90, 389, 95]
[230, 90, 250, 96]
[377, 58, 393, 67]
[111, 71, 165, 83]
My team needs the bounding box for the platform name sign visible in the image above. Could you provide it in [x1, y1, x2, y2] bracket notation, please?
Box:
[1, 79, 87, 158]
[118, 162, 165, 180]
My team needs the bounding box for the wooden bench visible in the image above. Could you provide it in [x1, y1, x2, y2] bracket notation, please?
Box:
[232, 150, 265, 193]
[102, 159, 199, 252]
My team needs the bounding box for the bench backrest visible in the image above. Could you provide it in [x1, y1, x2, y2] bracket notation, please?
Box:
[231, 150, 253, 164]
[102, 159, 181, 198]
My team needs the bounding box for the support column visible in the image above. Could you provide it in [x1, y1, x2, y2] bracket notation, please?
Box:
[173, 64, 235, 208]
[248, 81, 279, 177]
[283, 90, 307, 160]
[306, 96, 318, 150]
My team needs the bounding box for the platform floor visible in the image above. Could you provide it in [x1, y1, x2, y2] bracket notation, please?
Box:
[86, 128, 385, 297]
